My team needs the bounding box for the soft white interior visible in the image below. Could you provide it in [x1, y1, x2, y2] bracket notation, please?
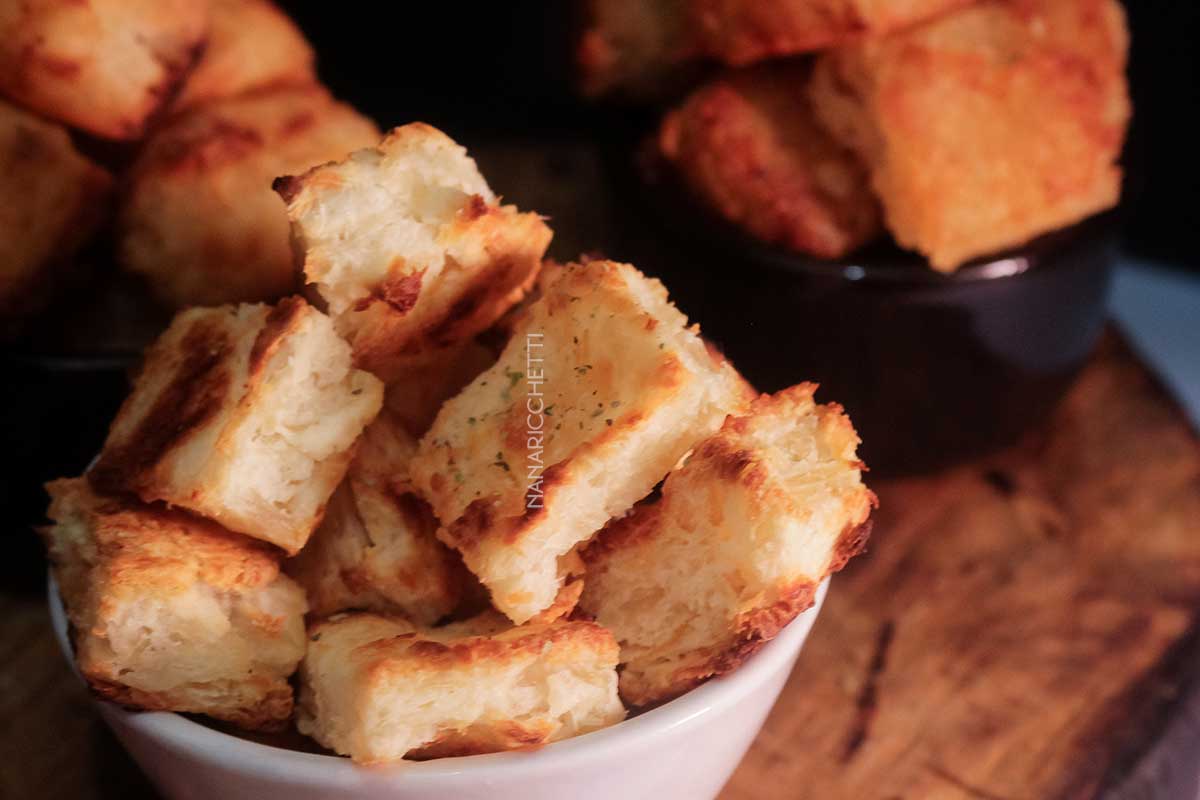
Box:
[581, 393, 868, 692]
[414, 262, 744, 623]
[285, 408, 460, 623]
[99, 578, 307, 693]
[298, 615, 622, 763]
[45, 487, 308, 701]
[221, 307, 382, 545]
[298, 136, 495, 316]
[289, 479, 459, 624]
[363, 639, 618, 760]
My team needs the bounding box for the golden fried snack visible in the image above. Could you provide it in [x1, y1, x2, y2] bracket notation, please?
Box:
[409, 260, 750, 624]
[0, 0, 207, 140]
[118, 84, 379, 307]
[44, 478, 308, 730]
[580, 384, 875, 706]
[693, 0, 974, 66]
[660, 64, 881, 258]
[809, 0, 1130, 271]
[577, 0, 701, 99]
[286, 408, 467, 624]
[172, 0, 315, 111]
[297, 612, 624, 763]
[0, 100, 111, 321]
[90, 297, 383, 554]
[274, 123, 551, 378]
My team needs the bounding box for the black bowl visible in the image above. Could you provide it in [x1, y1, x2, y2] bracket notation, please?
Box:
[609, 148, 1116, 476]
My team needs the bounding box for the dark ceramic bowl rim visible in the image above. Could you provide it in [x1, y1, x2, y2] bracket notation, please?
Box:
[631, 136, 1120, 288]
[736, 211, 1118, 287]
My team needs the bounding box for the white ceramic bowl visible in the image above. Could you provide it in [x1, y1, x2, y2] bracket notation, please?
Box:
[49, 576, 827, 800]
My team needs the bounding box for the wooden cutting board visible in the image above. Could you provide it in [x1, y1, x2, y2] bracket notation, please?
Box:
[722, 333, 1200, 800]
[1, 332, 1197, 799]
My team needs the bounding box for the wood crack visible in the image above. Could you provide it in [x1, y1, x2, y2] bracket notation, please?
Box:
[840, 618, 894, 762]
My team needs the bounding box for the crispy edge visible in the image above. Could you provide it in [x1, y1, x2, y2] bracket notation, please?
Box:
[692, 0, 977, 65]
[659, 65, 881, 258]
[84, 674, 295, 732]
[0, 0, 208, 139]
[348, 205, 551, 372]
[43, 478, 301, 730]
[583, 384, 876, 706]
[611, 518, 873, 708]
[357, 618, 619, 677]
[89, 312, 239, 498]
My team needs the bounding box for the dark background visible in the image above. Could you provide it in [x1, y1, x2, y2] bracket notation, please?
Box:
[3, 0, 1196, 586]
[283, 0, 1199, 266]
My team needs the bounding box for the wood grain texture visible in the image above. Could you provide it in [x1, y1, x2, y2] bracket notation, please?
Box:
[1, 334, 1197, 800]
[722, 334, 1200, 799]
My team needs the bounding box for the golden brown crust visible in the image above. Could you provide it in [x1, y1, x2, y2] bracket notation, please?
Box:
[526, 549, 587, 625]
[44, 479, 284, 595]
[171, 0, 314, 112]
[808, 0, 1129, 270]
[298, 612, 624, 762]
[85, 675, 295, 732]
[0, 0, 208, 139]
[692, 0, 976, 65]
[831, 516, 875, 573]
[641, 579, 822, 707]
[276, 123, 550, 378]
[248, 295, 308, 375]
[90, 316, 235, 498]
[348, 205, 549, 374]
[43, 478, 306, 731]
[118, 84, 380, 307]
[660, 63, 880, 258]
[579, 383, 874, 707]
[285, 408, 469, 623]
[578, 496, 666, 563]
[90, 299, 383, 553]
[413, 260, 748, 624]
[408, 719, 558, 760]
[353, 618, 619, 675]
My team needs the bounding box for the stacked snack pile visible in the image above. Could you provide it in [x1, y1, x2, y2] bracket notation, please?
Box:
[0, 0, 377, 330]
[579, 0, 1130, 271]
[41, 123, 876, 763]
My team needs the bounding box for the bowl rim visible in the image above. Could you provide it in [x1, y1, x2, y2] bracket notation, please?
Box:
[664, 205, 1117, 287]
[632, 139, 1119, 287]
[48, 572, 827, 784]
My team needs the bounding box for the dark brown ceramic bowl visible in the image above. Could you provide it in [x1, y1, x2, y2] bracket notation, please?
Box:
[611, 150, 1117, 476]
